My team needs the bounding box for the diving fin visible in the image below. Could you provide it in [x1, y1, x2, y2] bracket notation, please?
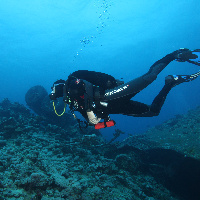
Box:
[176, 48, 200, 66]
[187, 50, 200, 66]
[165, 70, 200, 87]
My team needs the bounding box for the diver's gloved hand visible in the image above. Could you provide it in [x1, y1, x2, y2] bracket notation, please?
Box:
[174, 48, 200, 66]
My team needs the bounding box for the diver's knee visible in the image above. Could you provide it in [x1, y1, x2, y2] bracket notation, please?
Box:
[149, 105, 160, 116]
[151, 111, 159, 116]
[142, 73, 157, 83]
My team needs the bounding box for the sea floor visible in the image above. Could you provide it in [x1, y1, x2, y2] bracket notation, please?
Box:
[0, 99, 199, 200]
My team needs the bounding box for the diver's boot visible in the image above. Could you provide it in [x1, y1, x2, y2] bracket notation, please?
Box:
[173, 48, 200, 66]
[165, 70, 200, 87]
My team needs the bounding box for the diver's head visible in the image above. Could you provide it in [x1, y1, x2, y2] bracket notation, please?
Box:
[49, 79, 65, 100]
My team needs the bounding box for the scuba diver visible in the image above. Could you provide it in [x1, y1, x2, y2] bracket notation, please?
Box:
[49, 48, 200, 129]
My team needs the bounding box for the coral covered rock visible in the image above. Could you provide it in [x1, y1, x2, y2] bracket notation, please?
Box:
[25, 85, 48, 115]
[1, 99, 200, 199]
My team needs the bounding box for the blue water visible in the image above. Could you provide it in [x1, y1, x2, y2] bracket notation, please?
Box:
[1, 0, 200, 139]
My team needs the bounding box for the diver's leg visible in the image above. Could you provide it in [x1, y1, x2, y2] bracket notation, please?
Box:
[126, 49, 200, 94]
[148, 83, 174, 116]
[115, 70, 200, 117]
[107, 99, 150, 116]
[150, 70, 200, 115]
[105, 48, 200, 101]
[118, 83, 174, 117]
[105, 52, 176, 101]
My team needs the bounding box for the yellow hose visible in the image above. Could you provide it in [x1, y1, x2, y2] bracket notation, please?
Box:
[52, 101, 66, 116]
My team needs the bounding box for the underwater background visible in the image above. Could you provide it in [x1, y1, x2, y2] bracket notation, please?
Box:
[1, 1, 200, 200]
[1, 0, 200, 140]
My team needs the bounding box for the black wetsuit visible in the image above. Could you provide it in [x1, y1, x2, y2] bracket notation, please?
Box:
[67, 51, 177, 120]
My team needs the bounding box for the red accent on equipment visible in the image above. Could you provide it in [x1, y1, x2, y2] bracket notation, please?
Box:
[75, 79, 81, 84]
[94, 120, 116, 129]
[106, 120, 115, 127]
[95, 122, 105, 129]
